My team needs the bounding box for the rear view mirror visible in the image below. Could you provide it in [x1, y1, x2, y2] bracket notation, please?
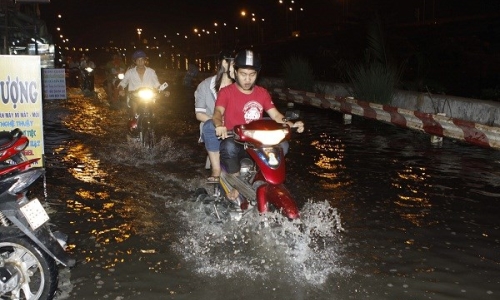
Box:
[285, 110, 301, 121]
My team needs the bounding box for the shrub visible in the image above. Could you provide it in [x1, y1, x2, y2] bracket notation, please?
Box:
[347, 61, 398, 104]
[346, 13, 400, 105]
[282, 55, 315, 91]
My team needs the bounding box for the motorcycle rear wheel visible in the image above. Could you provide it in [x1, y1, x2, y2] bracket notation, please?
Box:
[0, 236, 59, 300]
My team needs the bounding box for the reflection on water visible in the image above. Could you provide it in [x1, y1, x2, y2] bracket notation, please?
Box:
[61, 91, 108, 137]
[290, 107, 500, 298]
[64, 143, 108, 184]
[394, 165, 432, 226]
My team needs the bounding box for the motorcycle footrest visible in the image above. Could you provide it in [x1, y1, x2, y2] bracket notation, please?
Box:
[220, 173, 256, 202]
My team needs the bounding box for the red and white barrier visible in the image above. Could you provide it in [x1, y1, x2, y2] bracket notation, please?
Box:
[272, 88, 500, 150]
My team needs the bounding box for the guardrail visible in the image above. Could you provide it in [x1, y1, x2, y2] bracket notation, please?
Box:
[271, 88, 500, 150]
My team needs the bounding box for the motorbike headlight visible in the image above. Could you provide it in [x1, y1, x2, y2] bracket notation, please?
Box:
[243, 129, 288, 146]
[137, 89, 156, 103]
[85, 67, 94, 72]
[117, 73, 125, 80]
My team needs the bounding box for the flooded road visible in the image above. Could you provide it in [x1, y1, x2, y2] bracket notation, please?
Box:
[36, 72, 499, 300]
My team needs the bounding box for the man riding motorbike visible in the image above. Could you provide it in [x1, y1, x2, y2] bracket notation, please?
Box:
[118, 50, 161, 132]
[80, 53, 96, 93]
[212, 49, 304, 200]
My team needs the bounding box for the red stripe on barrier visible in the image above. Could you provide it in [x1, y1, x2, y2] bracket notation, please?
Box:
[357, 100, 378, 119]
[321, 98, 331, 109]
[384, 106, 408, 127]
[453, 119, 491, 148]
[414, 111, 445, 136]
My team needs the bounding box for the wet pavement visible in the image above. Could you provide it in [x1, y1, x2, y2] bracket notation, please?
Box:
[33, 71, 500, 299]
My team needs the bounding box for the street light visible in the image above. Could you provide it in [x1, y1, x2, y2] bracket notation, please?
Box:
[251, 13, 265, 43]
[137, 28, 142, 44]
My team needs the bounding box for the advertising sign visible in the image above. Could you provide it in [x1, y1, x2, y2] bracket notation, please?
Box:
[0, 55, 45, 166]
[42, 68, 67, 100]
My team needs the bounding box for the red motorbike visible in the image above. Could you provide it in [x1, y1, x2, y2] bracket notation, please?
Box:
[0, 128, 30, 166]
[196, 111, 301, 221]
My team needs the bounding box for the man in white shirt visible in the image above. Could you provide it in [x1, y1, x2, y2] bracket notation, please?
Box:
[118, 50, 161, 120]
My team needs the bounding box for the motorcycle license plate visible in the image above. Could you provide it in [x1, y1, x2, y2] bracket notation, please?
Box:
[20, 198, 50, 230]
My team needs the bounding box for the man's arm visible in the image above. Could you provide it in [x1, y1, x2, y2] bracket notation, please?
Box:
[212, 106, 224, 127]
[267, 108, 304, 133]
[267, 107, 293, 127]
[213, 106, 229, 139]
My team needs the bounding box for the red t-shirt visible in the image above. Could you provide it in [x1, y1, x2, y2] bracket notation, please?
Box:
[215, 84, 276, 130]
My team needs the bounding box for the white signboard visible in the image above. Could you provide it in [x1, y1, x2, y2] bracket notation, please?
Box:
[42, 68, 67, 100]
[0, 55, 45, 166]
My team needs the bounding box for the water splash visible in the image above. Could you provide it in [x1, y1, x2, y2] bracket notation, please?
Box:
[109, 135, 184, 165]
[169, 197, 349, 285]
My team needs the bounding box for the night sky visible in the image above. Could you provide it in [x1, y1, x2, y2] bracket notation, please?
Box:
[38, 0, 498, 47]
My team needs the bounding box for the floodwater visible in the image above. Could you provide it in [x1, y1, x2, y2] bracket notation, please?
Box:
[34, 71, 499, 300]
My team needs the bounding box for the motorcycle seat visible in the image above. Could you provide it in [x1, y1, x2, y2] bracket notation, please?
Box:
[0, 132, 14, 150]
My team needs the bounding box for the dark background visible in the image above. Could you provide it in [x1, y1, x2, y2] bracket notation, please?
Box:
[36, 0, 500, 99]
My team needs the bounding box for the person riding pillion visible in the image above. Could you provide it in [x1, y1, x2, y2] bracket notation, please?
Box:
[195, 50, 235, 182]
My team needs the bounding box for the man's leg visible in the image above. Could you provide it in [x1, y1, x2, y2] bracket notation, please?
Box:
[220, 138, 245, 200]
[220, 138, 243, 175]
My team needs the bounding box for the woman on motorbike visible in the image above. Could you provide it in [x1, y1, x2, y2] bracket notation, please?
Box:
[118, 50, 161, 131]
[195, 50, 235, 182]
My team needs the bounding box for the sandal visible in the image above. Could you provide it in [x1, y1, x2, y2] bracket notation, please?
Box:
[206, 176, 220, 183]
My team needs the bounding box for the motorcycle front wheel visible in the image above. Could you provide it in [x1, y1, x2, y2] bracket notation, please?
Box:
[0, 237, 59, 300]
[140, 120, 155, 149]
[142, 128, 155, 149]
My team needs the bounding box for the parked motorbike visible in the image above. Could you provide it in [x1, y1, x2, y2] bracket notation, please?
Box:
[196, 111, 302, 222]
[128, 82, 169, 148]
[0, 162, 75, 299]
[0, 128, 30, 166]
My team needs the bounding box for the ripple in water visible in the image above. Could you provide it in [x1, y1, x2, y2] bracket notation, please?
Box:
[169, 198, 349, 285]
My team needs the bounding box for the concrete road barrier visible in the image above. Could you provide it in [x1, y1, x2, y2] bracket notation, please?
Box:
[271, 88, 500, 150]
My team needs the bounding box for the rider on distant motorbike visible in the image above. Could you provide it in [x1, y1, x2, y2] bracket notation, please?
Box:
[118, 50, 161, 131]
[212, 49, 304, 199]
[105, 52, 126, 99]
[80, 53, 96, 92]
